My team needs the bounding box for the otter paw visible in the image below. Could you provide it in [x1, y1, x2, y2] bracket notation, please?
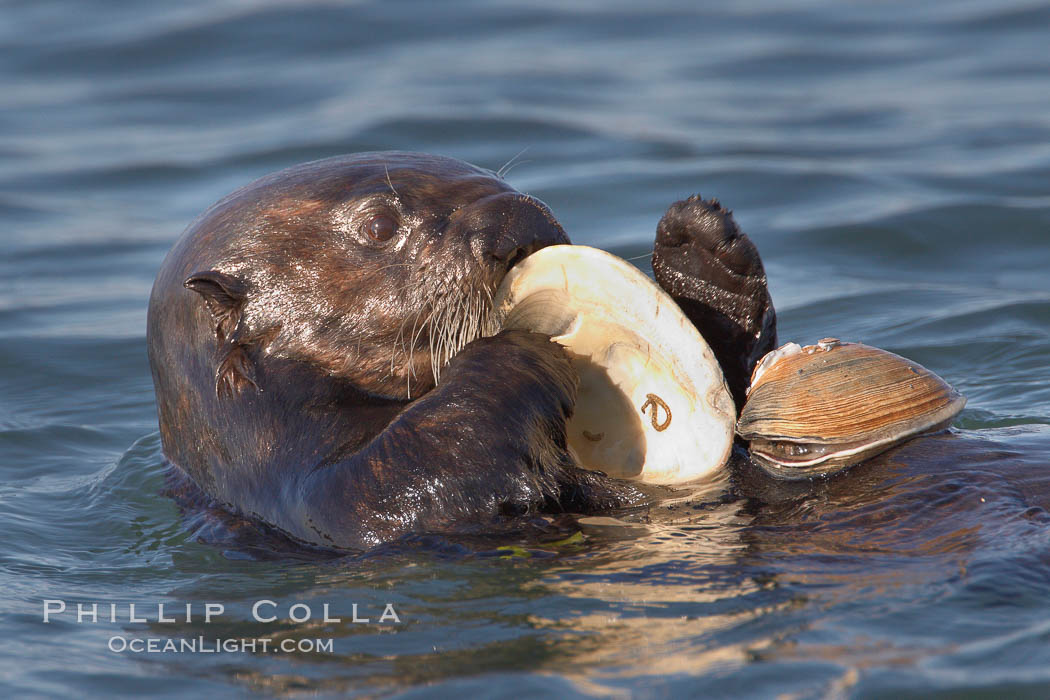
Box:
[652, 195, 765, 287]
[442, 329, 578, 415]
[650, 195, 777, 411]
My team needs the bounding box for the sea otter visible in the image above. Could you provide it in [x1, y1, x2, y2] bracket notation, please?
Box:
[147, 152, 775, 551]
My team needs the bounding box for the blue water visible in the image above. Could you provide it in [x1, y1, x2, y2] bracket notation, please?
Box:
[3, 1, 1050, 697]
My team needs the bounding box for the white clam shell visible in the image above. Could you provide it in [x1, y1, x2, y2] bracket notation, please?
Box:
[489, 245, 735, 485]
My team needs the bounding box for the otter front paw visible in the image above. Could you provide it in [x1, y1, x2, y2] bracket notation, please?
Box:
[442, 329, 578, 414]
[653, 196, 765, 287]
[651, 196, 777, 410]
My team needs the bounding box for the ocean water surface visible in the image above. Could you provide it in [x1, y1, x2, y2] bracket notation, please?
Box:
[2, 0, 1050, 697]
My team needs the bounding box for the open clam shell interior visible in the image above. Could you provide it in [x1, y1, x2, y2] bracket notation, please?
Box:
[488, 245, 735, 485]
[738, 339, 966, 479]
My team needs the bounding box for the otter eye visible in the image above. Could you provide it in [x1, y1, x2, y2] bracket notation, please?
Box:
[365, 214, 397, 242]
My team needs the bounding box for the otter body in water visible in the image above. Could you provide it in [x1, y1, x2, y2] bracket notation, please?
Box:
[147, 152, 773, 551]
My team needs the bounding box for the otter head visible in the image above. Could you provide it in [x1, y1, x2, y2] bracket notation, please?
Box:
[169, 152, 569, 400]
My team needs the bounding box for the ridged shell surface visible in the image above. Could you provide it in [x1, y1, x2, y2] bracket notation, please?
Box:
[488, 245, 735, 485]
[738, 340, 966, 478]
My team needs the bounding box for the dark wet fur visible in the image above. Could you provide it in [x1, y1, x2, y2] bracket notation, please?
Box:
[163, 457, 616, 562]
[651, 196, 778, 411]
[148, 153, 648, 553]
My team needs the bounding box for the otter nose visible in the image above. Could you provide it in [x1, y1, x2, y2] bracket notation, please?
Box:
[460, 192, 570, 273]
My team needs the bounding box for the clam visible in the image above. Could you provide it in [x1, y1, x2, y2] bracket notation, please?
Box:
[737, 339, 966, 479]
[488, 245, 736, 485]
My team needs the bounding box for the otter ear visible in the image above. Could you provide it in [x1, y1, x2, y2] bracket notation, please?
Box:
[184, 270, 247, 343]
[185, 270, 260, 398]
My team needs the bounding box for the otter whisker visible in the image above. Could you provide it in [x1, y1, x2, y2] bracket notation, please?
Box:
[497, 147, 531, 179]
[369, 262, 417, 274]
[425, 282, 496, 387]
[392, 315, 409, 377]
[384, 164, 399, 199]
[404, 303, 429, 399]
[428, 294, 446, 384]
[436, 292, 460, 384]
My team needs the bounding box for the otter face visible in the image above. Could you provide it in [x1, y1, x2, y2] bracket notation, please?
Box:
[177, 152, 569, 399]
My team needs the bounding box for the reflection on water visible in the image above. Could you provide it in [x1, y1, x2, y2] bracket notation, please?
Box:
[56, 429, 1048, 698]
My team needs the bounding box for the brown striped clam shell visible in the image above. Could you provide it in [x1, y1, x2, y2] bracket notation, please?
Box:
[737, 339, 966, 479]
